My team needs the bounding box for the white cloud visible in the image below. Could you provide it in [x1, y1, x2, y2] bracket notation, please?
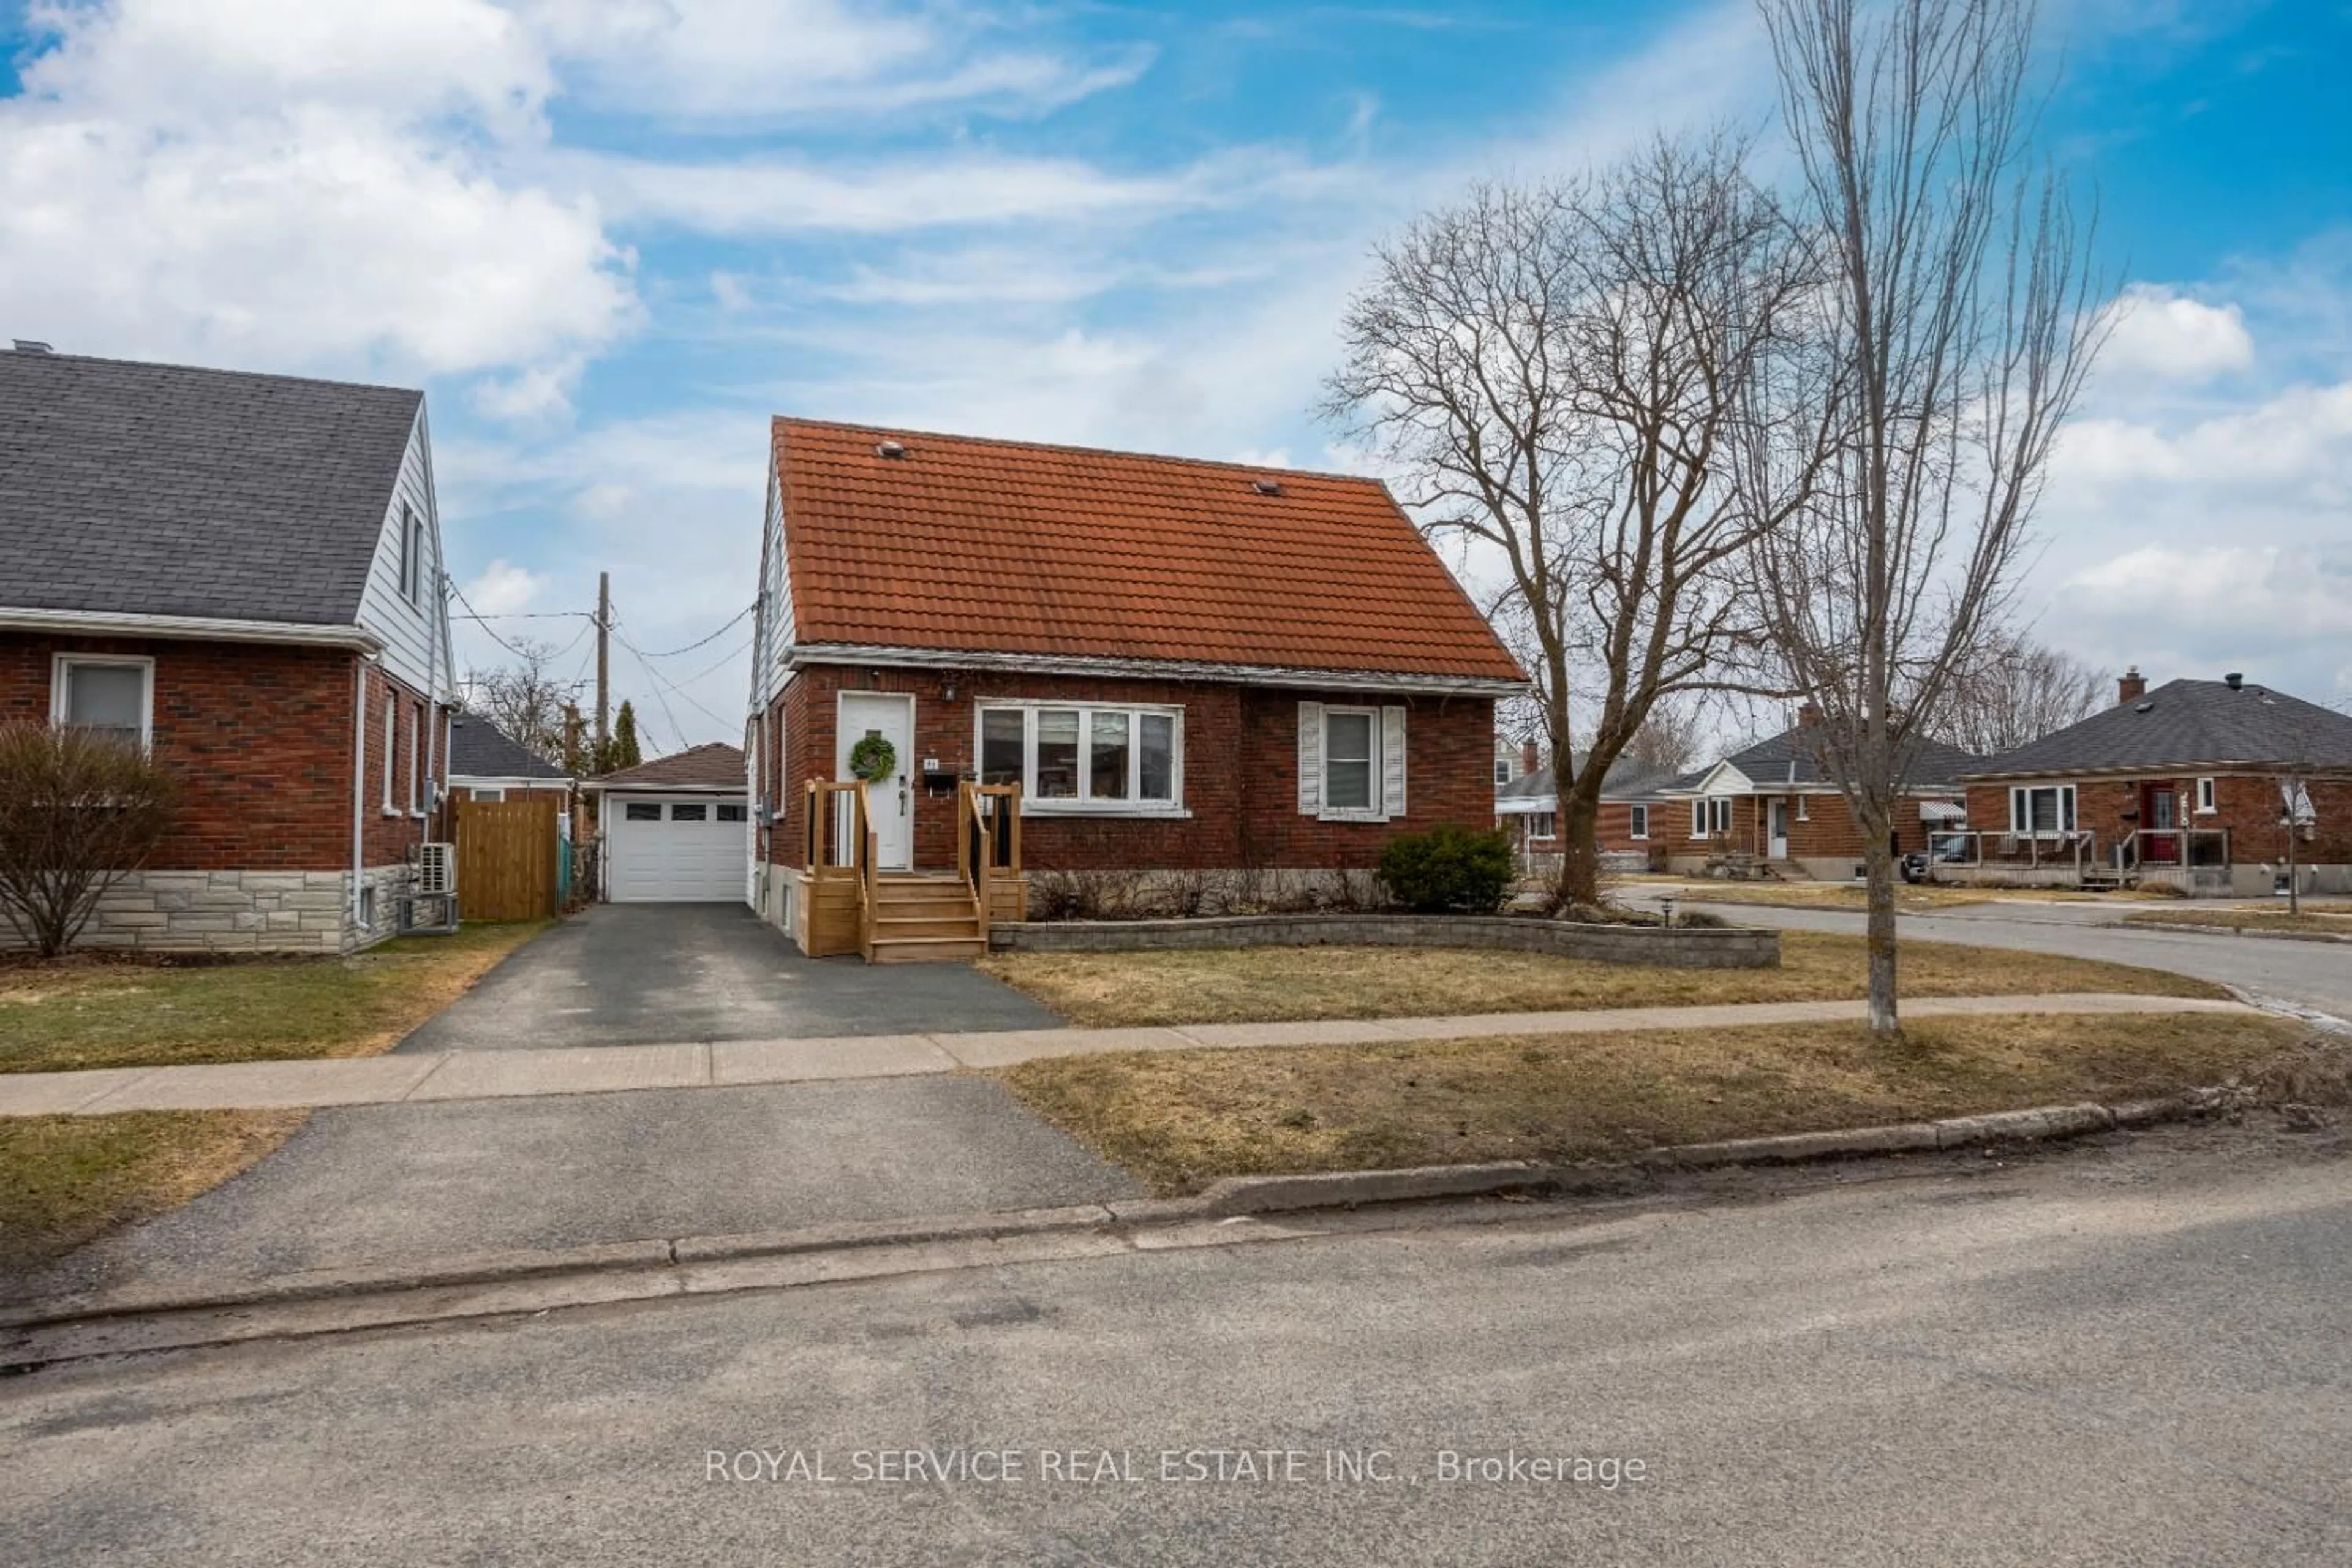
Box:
[2052, 380, 2352, 499]
[1, 1, 634, 398]
[521, 0, 1150, 121]
[2095, 284, 2255, 383]
[462, 559, 545, 615]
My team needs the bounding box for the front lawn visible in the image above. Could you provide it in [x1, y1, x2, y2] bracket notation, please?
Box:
[0, 1110, 306, 1286]
[2122, 907, 2352, 937]
[976, 930, 2226, 1028]
[1624, 882, 1994, 913]
[0, 921, 550, 1075]
[997, 1012, 2322, 1195]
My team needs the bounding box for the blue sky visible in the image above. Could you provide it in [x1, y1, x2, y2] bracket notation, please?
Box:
[4, 0, 2349, 748]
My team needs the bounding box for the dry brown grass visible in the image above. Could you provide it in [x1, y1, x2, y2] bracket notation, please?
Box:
[2122, 907, 2352, 937]
[976, 930, 2225, 1028]
[0, 1109, 306, 1280]
[1630, 883, 1993, 912]
[998, 1012, 2321, 1195]
[0, 920, 551, 1075]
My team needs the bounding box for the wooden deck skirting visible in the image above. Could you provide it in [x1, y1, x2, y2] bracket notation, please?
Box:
[989, 913, 1780, 969]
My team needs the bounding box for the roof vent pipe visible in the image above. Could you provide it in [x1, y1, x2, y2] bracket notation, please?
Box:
[2225, 671, 2244, 691]
[1251, 478, 1283, 496]
[875, 440, 907, 459]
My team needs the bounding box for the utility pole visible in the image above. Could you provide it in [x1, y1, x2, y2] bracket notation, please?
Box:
[594, 570, 611, 756]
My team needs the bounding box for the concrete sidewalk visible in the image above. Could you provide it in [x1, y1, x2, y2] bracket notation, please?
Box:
[0, 992, 2257, 1118]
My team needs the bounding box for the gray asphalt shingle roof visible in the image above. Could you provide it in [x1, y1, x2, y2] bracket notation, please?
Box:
[447, 715, 570, 782]
[1963, 679, 2352, 777]
[0, 349, 421, 625]
[1703, 726, 1981, 791]
[1496, 755, 1683, 803]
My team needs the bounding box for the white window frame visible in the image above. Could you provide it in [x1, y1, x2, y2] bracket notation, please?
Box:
[406, 703, 424, 816]
[1318, 705, 1385, 822]
[2007, 783, 2077, 838]
[1629, 803, 1649, 841]
[1690, 799, 1706, 839]
[50, 654, 155, 750]
[1796, 794, 1810, 821]
[1709, 797, 1732, 835]
[974, 701, 1186, 816]
[397, 502, 426, 605]
[2195, 776, 2217, 815]
[1494, 758, 1512, 785]
[1528, 810, 1557, 841]
[470, 787, 506, 803]
[381, 690, 398, 815]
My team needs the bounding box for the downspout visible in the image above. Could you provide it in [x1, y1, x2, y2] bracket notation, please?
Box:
[423, 567, 442, 827]
[350, 657, 371, 941]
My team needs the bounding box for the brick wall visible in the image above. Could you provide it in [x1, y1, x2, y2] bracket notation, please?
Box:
[764, 662, 1496, 873]
[358, 662, 447, 869]
[1, 633, 368, 869]
[1967, 774, 2352, 867]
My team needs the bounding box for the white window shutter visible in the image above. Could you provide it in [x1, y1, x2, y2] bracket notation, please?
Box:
[1297, 701, 1323, 814]
[1381, 705, 1407, 818]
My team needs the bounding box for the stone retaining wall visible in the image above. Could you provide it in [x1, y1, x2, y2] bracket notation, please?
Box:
[989, 913, 1779, 968]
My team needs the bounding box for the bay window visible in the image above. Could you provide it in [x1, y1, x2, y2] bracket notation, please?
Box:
[976, 703, 1183, 812]
[2007, 783, 2076, 837]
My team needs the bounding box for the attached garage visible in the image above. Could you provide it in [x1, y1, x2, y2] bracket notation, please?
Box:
[586, 743, 749, 905]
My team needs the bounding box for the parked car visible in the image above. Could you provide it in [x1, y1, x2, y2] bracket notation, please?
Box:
[1902, 832, 1973, 884]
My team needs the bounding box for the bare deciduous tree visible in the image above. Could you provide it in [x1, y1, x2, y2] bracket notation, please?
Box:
[0, 722, 179, 957]
[1325, 135, 1824, 907]
[1942, 631, 2109, 756]
[1621, 695, 1711, 774]
[459, 638, 579, 767]
[1752, 0, 2106, 1035]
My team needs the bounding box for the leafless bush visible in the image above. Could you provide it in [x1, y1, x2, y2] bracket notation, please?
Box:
[0, 722, 181, 957]
[1028, 868, 1153, 922]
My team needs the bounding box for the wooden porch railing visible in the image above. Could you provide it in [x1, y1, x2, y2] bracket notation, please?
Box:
[804, 778, 877, 959]
[956, 781, 1022, 925]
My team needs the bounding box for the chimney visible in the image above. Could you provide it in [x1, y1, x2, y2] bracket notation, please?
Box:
[1796, 701, 1821, 728]
[2118, 666, 2146, 704]
[1520, 739, 1541, 776]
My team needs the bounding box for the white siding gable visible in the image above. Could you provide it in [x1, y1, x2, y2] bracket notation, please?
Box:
[751, 460, 798, 709]
[353, 405, 454, 701]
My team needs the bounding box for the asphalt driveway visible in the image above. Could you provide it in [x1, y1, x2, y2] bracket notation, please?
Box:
[398, 902, 1061, 1052]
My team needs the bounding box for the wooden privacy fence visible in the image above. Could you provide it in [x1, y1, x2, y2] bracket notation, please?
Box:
[454, 795, 561, 921]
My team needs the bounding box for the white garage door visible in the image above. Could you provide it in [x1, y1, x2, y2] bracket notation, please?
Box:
[608, 794, 747, 903]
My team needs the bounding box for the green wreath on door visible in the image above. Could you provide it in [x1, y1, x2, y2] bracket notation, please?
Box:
[847, 733, 898, 783]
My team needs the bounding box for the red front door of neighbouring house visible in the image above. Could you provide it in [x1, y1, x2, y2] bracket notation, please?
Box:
[2141, 782, 2180, 864]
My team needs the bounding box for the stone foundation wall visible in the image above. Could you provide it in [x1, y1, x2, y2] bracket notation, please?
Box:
[990, 913, 1780, 969]
[3, 864, 420, 955]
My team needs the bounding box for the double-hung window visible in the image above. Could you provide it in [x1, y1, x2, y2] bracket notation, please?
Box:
[406, 703, 423, 815]
[382, 693, 398, 813]
[977, 703, 1182, 812]
[1628, 804, 1649, 840]
[52, 656, 152, 750]
[1693, 797, 1730, 837]
[2195, 777, 2217, 815]
[397, 502, 428, 605]
[1297, 701, 1405, 822]
[1322, 708, 1378, 813]
[2007, 783, 2076, 837]
[1528, 811, 1557, 840]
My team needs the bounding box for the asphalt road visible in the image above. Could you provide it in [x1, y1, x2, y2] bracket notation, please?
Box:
[398, 903, 1061, 1052]
[7, 1125, 2347, 1566]
[1653, 899, 2352, 1022]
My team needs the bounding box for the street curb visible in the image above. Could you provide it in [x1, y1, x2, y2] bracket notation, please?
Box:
[0, 1088, 2241, 1344]
[2132, 922, 2352, 945]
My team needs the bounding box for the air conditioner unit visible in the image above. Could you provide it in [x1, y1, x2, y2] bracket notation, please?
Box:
[415, 842, 456, 896]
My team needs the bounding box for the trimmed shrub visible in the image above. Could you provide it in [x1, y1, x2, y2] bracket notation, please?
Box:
[1377, 824, 1517, 914]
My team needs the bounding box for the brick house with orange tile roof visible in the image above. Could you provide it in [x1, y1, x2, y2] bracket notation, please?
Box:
[745, 419, 1526, 945]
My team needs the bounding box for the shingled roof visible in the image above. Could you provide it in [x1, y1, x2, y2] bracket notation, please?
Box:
[772, 419, 1525, 689]
[1659, 725, 1981, 794]
[1498, 756, 1683, 804]
[590, 743, 745, 791]
[1963, 679, 2352, 778]
[447, 715, 570, 782]
[0, 349, 421, 625]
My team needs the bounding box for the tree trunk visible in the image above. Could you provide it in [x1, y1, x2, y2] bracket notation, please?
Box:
[1554, 783, 1605, 910]
[1860, 802, 1900, 1038]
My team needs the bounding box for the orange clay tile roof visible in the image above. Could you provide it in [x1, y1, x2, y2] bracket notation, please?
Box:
[774, 418, 1525, 687]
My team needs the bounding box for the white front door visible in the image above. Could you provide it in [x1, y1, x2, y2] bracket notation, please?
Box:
[1768, 799, 1790, 860]
[837, 693, 914, 870]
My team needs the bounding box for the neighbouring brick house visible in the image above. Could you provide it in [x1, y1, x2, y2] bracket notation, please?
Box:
[0, 347, 457, 952]
[1494, 752, 1681, 874]
[747, 420, 1525, 955]
[1660, 709, 1979, 880]
[1954, 669, 2352, 895]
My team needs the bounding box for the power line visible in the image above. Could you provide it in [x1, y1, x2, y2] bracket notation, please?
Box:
[612, 635, 686, 754]
[633, 601, 755, 659]
[450, 609, 594, 622]
[445, 577, 539, 662]
[612, 620, 739, 734]
[675, 635, 753, 690]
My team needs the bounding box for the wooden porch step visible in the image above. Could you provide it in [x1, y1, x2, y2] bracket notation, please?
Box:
[868, 935, 989, 964]
[873, 914, 985, 940]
